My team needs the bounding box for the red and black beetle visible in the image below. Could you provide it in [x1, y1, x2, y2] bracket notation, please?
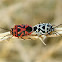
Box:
[10, 24, 33, 38]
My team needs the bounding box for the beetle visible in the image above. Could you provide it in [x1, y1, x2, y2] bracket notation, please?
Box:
[33, 23, 62, 45]
[10, 24, 32, 38]
[33, 23, 54, 35]
[0, 24, 33, 40]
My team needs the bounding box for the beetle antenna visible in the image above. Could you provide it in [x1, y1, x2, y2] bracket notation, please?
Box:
[53, 31, 62, 37]
[54, 24, 62, 28]
[38, 37, 46, 45]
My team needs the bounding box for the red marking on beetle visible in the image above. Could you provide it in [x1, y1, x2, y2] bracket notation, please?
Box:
[10, 24, 32, 38]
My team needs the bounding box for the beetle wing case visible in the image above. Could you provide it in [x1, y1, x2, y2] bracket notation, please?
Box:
[10, 24, 33, 38]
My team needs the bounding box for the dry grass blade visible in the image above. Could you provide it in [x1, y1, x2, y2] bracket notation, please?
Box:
[0, 28, 62, 41]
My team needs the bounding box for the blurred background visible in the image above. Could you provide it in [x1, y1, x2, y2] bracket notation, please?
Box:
[0, 0, 62, 62]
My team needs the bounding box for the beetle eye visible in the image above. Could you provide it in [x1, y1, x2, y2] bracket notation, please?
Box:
[33, 27, 37, 31]
[26, 26, 32, 32]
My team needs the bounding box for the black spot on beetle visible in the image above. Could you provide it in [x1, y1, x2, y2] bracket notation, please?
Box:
[33, 27, 37, 31]
[18, 33, 22, 36]
[41, 30, 45, 33]
[17, 25, 21, 27]
[47, 25, 50, 27]
[49, 29, 51, 31]
[23, 25, 25, 28]
[38, 28, 41, 31]
[51, 26, 52, 28]
[12, 32, 13, 35]
[42, 31, 45, 33]
[11, 28, 13, 35]
[26, 26, 32, 32]
[47, 28, 48, 30]
[36, 31, 37, 32]
[12, 29, 13, 31]
[15, 32, 16, 34]
[48, 33, 50, 35]
[47, 31, 48, 33]
[15, 32, 16, 36]
[18, 28, 21, 32]
[39, 25, 41, 27]
[42, 26, 45, 29]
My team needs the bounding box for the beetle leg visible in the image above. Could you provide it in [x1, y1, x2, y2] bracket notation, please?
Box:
[54, 24, 62, 28]
[0, 35, 13, 41]
[37, 34, 46, 45]
[28, 38, 33, 40]
[53, 31, 62, 37]
[1, 34, 11, 40]
[21, 37, 25, 40]
[7, 35, 13, 41]
[38, 37, 46, 45]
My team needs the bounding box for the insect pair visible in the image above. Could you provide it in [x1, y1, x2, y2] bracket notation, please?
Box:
[0, 23, 62, 45]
